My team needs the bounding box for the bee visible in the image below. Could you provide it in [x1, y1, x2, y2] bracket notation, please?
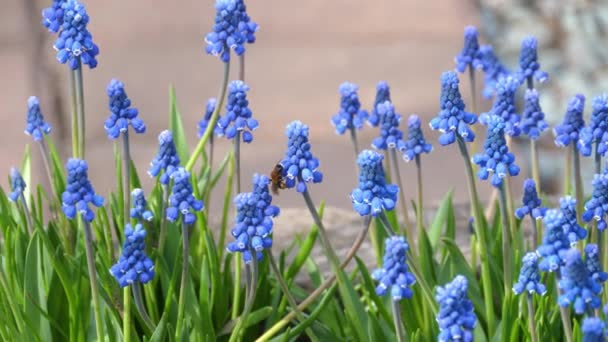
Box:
[270, 163, 287, 195]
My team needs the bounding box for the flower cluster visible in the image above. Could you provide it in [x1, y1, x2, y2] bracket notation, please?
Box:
[216, 81, 259, 142]
[280, 121, 323, 193]
[583, 173, 608, 231]
[368, 81, 391, 127]
[558, 249, 602, 315]
[197, 98, 218, 138]
[351, 150, 399, 216]
[472, 115, 520, 187]
[479, 76, 521, 136]
[518, 36, 548, 84]
[42, 0, 66, 33]
[331, 82, 368, 135]
[61, 158, 104, 222]
[559, 196, 587, 244]
[537, 209, 571, 272]
[251, 174, 280, 218]
[130, 188, 153, 222]
[585, 244, 608, 284]
[110, 224, 155, 287]
[8, 168, 26, 202]
[104, 79, 146, 139]
[430, 71, 477, 146]
[25, 96, 52, 141]
[53, 0, 99, 69]
[436, 275, 477, 342]
[520, 89, 549, 140]
[398, 115, 432, 162]
[513, 252, 547, 296]
[554, 94, 586, 148]
[579, 94, 608, 157]
[371, 101, 403, 150]
[205, 0, 258, 62]
[479, 45, 510, 99]
[148, 130, 181, 185]
[454, 26, 483, 73]
[582, 317, 605, 342]
[166, 167, 204, 225]
[372, 236, 416, 301]
[515, 179, 546, 220]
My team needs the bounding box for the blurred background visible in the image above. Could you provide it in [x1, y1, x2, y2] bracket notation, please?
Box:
[1, 0, 607, 216]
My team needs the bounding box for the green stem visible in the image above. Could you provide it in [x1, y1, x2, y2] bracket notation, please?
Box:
[565, 147, 572, 195]
[301, 189, 341, 272]
[530, 139, 540, 193]
[69, 70, 79, 158]
[468, 66, 478, 155]
[186, 61, 231, 171]
[175, 222, 190, 338]
[389, 148, 414, 241]
[573, 146, 584, 222]
[38, 139, 57, 202]
[123, 287, 132, 342]
[268, 251, 306, 322]
[231, 254, 242, 319]
[234, 131, 241, 194]
[19, 194, 34, 235]
[73, 66, 86, 159]
[527, 294, 538, 342]
[391, 300, 405, 342]
[349, 127, 360, 158]
[555, 275, 573, 342]
[229, 251, 258, 342]
[122, 130, 131, 225]
[595, 142, 602, 175]
[377, 211, 397, 236]
[158, 185, 169, 254]
[530, 216, 539, 251]
[498, 184, 512, 293]
[82, 217, 105, 340]
[415, 155, 424, 240]
[218, 151, 235, 262]
[204, 136, 214, 217]
[132, 284, 155, 332]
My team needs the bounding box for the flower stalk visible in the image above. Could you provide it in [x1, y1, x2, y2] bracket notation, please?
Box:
[73, 66, 86, 159]
[391, 300, 405, 342]
[122, 130, 132, 224]
[498, 184, 512, 292]
[573, 145, 584, 222]
[175, 222, 190, 338]
[389, 149, 413, 240]
[82, 217, 105, 340]
[415, 155, 424, 239]
[526, 294, 538, 342]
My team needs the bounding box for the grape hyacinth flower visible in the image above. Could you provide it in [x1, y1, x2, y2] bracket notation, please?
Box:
[429, 71, 477, 146]
[454, 26, 483, 73]
[585, 244, 608, 284]
[513, 252, 547, 295]
[398, 115, 432, 162]
[251, 174, 280, 218]
[578, 94, 608, 158]
[53, 0, 99, 69]
[130, 188, 153, 222]
[371, 101, 403, 150]
[518, 36, 548, 85]
[537, 209, 571, 272]
[372, 236, 416, 300]
[436, 275, 477, 342]
[148, 130, 180, 185]
[166, 167, 204, 225]
[554, 94, 586, 148]
[104, 79, 146, 139]
[479, 45, 510, 99]
[368, 81, 391, 127]
[61, 158, 104, 222]
[279, 121, 323, 193]
[25, 96, 52, 141]
[42, 0, 66, 33]
[8, 168, 26, 203]
[583, 173, 608, 231]
[479, 76, 521, 137]
[472, 115, 520, 187]
[331, 82, 368, 135]
[204, 0, 258, 62]
[515, 179, 546, 220]
[558, 248, 602, 315]
[520, 89, 549, 140]
[351, 150, 399, 217]
[197, 98, 218, 138]
[110, 224, 155, 287]
[559, 196, 587, 244]
[216, 80, 259, 142]
[582, 317, 605, 342]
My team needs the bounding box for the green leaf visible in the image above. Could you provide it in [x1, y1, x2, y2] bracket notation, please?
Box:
[21, 144, 32, 203]
[428, 189, 453, 249]
[169, 86, 189, 163]
[23, 232, 51, 340]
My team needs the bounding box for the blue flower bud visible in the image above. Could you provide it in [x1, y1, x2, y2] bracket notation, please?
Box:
[513, 252, 547, 296]
[558, 248, 602, 315]
[479, 76, 521, 137]
[454, 26, 483, 73]
[280, 121, 323, 193]
[216, 81, 258, 143]
[148, 130, 180, 185]
[537, 209, 571, 272]
[371, 101, 403, 150]
[368, 81, 391, 127]
[104, 79, 145, 140]
[398, 115, 432, 162]
[130, 188, 153, 222]
[582, 317, 605, 342]
[515, 179, 546, 220]
[61, 158, 104, 222]
[110, 224, 155, 287]
[518, 36, 548, 84]
[520, 89, 549, 140]
[331, 82, 368, 135]
[585, 244, 608, 284]
[53, 0, 99, 69]
[205, 0, 258, 62]
[436, 275, 477, 342]
[479, 45, 510, 99]
[9, 168, 26, 203]
[578, 94, 608, 157]
[25, 96, 52, 142]
[372, 236, 415, 301]
[554, 94, 586, 149]
[197, 98, 218, 138]
[559, 196, 587, 244]
[351, 150, 398, 217]
[167, 167, 204, 225]
[473, 115, 520, 187]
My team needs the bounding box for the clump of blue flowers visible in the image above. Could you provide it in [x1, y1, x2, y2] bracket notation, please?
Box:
[537, 209, 571, 272]
[148, 130, 180, 185]
[518, 36, 548, 84]
[205, 0, 258, 62]
[583, 173, 608, 231]
[515, 179, 546, 220]
[513, 252, 547, 295]
[130, 188, 153, 222]
[25, 96, 52, 141]
[472, 115, 520, 187]
[578, 94, 608, 157]
[42, 0, 66, 33]
[372, 236, 415, 301]
[558, 248, 602, 315]
[554, 94, 586, 148]
[368, 81, 391, 127]
[479, 76, 521, 136]
[351, 150, 398, 216]
[454, 26, 483, 73]
[8, 168, 26, 203]
[559, 196, 587, 244]
[582, 317, 605, 342]
[166, 167, 204, 225]
[280, 121, 323, 193]
[436, 275, 477, 342]
[479, 45, 510, 99]
[62, 158, 104, 222]
[371, 101, 403, 150]
[54, 0, 99, 69]
[585, 244, 608, 284]
[430, 71, 477, 146]
[398, 115, 432, 162]
[110, 224, 155, 287]
[104, 79, 146, 139]
[331, 82, 368, 135]
[251, 174, 280, 218]
[216, 80, 259, 143]
[520, 89, 549, 140]
[197, 98, 218, 138]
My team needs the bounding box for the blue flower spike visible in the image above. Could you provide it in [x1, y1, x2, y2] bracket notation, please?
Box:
[205, 0, 258, 62]
[558, 248, 602, 315]
[520, 89, 549, 140]
[515, 179, 546, 220]
[479, 76, 521, 137]
[197, 98, 218, 138]
[104, 79, 146, 140]
[331, 82, 368, 135]
[110, 224, 155, 287]
[251, 174, 280, 218]
[61, 158, 104, 222]
[280, 121, 323, 193]
[9, 168, 26, 203]
[559, 196, 587, 244]
[582, 317, 605, 342]
[479, 45, 510, 99]
[148, 130, 181, 185]
[53, 0, 99, 69]
[216, 80, 258, 143]
[371, 101, 403, 150]
[372, 236, 416, 301]
[42, 0, 67, 33]
[429, 71, 477, 146]
[472, 115, 520, 188]
[537, 209, 571, 272]
[513, 252, 547, 296]
[436, 275, 477, 342]
[583, 173, 608, 231]
[454, 26, 484, 73]
[398, 115, 433, 162]
[166, 167, 204, 225]
[130, 188, 153, 222]
[351, 150, 399, 217]
[368, 81, 391, 127]
[518, 36, 548, 84]
[554, 94, 586, 148]
[25, 96, 52, 141]
[585, 244, 608, 284]
[578, 94, 608, 157]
